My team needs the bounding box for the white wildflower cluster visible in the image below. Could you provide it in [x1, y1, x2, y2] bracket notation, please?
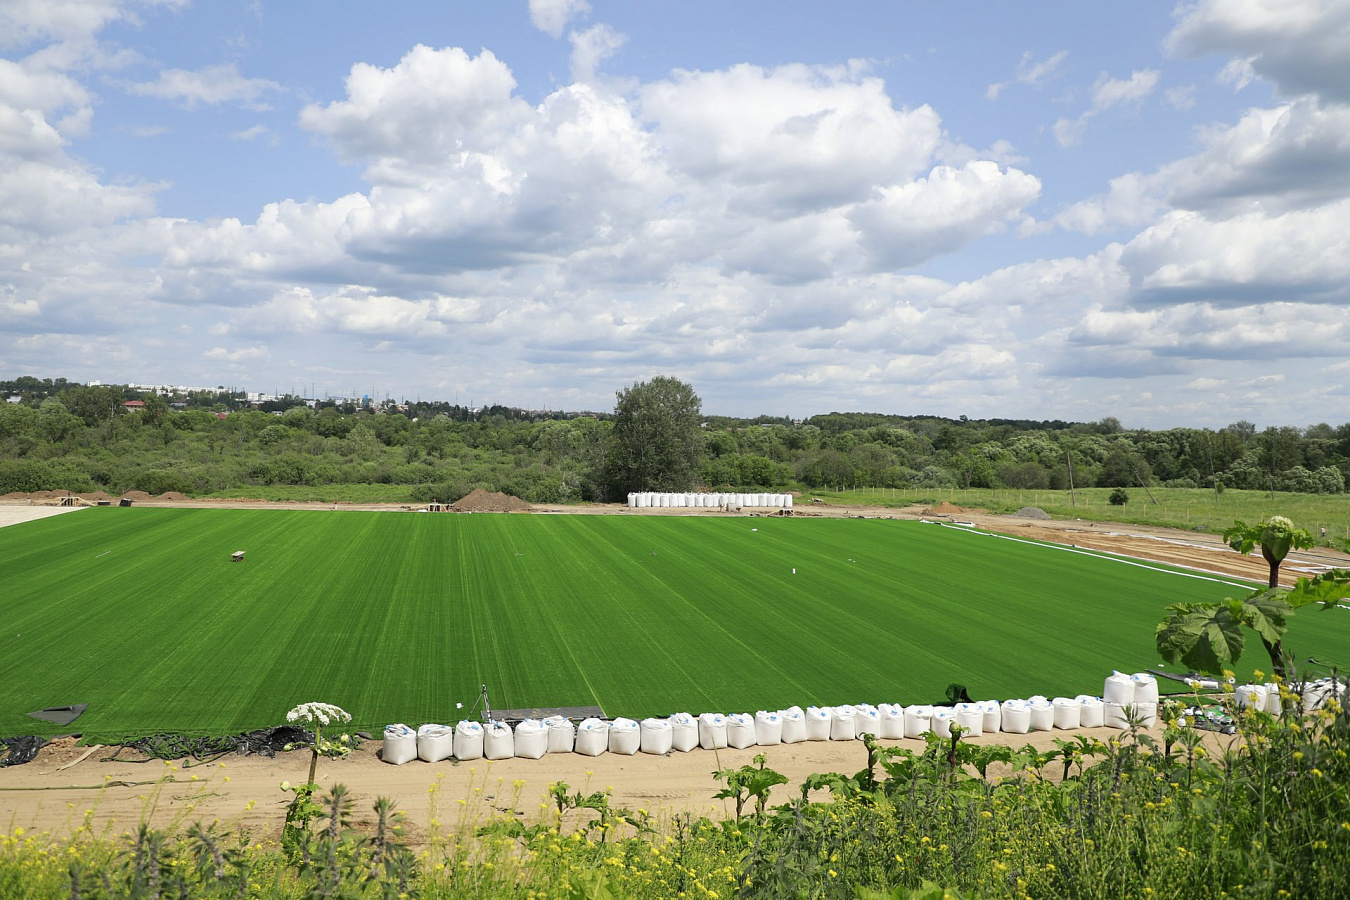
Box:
[286, 702, 351, 726]
[1266, 516, 1295, 530]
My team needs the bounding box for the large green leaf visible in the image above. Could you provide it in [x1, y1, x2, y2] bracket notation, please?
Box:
[1156, 604, 1245, 675]
[1241, 591, 1290, 646]
[1287, 569, 1350, 610]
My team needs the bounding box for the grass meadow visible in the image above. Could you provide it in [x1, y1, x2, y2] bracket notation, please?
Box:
[4, 508, 1343, 741]
[820, 485, 1350, 539]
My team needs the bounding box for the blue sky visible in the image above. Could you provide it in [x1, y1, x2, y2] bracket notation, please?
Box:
[1, 0, 1347, 426]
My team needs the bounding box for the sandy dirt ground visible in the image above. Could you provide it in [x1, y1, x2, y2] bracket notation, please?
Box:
[0, 504, 86, 529]
[0, 494, 1333, 840]
[1, 725, 1222, 843]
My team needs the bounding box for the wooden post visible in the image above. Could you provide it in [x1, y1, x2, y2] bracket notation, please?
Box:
[1066, 452, 1076, 508]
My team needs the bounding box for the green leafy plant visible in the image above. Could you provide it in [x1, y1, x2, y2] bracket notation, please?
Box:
[713, 752, 789, 819]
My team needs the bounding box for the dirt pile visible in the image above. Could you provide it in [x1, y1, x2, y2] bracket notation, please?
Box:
[450, 489, 532, 513]
[121, 490, 154, 502]
[78, 491, 113, 502]
[922, 501, 965, 516]
[0, 492, 29, 500]
[156, 491, 191, 501]
[1012, 506, 1051, 520]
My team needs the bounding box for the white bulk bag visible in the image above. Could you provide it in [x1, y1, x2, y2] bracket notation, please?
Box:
[930, 708, 955, 738]
[454, 720, 484, 761]
[977, 700, 1002, 734]
[514, 719, 548, 760]
[830, 705, 858, 741]
[1075, 696, 1105, 728]
[805, 706, 832, 741]
[878, 703, 906, 739]
[574, 718, 609, 756]
[698, 712, 729, 750]
[780, 706, 806, 744]
[383, 724, 417, 766]
[854, 703, 881, 738]
[1029, 699, 1054, 732]
[1263, 683, 1282, 714]
[627, 493, 636, 508]
[1052, 698, 1081, 730]
[1131, 673, 1160, 705]
[903, 705, 933, 739]
[484, 721, 515, 760]
[669, 712, 699, 752]
[1235, 684, 1267, 711]
[953, 702, 983, 737]
[1000, 700, 1031, 734]
[1103, 672, 1135, 706]
[784, 495, 793, 509]
[755, 710, 783, 746]
[727, 713, 757, 749]
[1135, 702, 1157, 727]
[609, 717, 640, 755]
[640, 717, 673, 755]
[416, 723, 453, 763]
[544, 716, 576, 753]
[1103, 702, 1130, 729]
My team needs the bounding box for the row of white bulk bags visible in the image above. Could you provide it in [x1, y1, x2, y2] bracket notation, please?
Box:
[384, 723, 417, 765]
[1302, 678, 1346, 712]
[1103, 671, 1160, 706]
[627, 492, 794, 508]
[417, 723, 454, 762]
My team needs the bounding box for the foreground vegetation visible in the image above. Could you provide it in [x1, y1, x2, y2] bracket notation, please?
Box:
[4, 681, 1347, 899]
[1, 510, 1267, 740]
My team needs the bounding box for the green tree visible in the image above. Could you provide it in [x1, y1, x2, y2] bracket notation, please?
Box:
[607, 377, 704, 494]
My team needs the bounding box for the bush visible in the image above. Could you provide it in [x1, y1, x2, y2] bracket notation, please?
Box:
[1108, 487, 1129, 505]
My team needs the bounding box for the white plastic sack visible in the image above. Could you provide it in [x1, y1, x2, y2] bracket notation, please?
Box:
[1075, 696, 1105, 728]
[953, 702, 984, 737]
[727, 713, 757, 749]
[1103, 701, 1130, 729]
[1235, 684, 1267, 711]
[1130, 673, 1159, 705]
[977, 700, 1002, 734]
[930, 708, 954, 738]
[755, 710, 783, 746]
[779, 706, 806, 744]
[1029, 699, 1054, 732]
[544, 715, 576, 753]
[903, 705, 933, 739]
[854, 703, 881, 738]
[454, 720, 484, 761]
[878, 703, 906, 739]
[830, 704, 857, 741]
[416, 723, 453, 763]
[1000, 700, 1030, 734]
[609, 717, 640, 755]
[1103, 671, 1135, 706]
[1052, 698, 1081, 730]
[670, 712, 699, 752]
[640, 717, 673, 755]
[485, 721, 515, 760]
[514, 719, 548, 760]
[383, 724, 417, 766]
[698, 712, 729, 750]
[574, 717, 609, 756]
[1263, 683, 1282, 714]
[1135, 702, 1157, 727]
[805, 706, 832, 741]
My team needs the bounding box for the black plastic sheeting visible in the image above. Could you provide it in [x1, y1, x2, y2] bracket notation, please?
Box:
[103, 725, 314, 764]
[0, 736, 48, 767]
[26, 703, 87, 725]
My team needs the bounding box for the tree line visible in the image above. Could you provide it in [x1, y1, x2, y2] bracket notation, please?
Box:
[1, 376, 1348, 501]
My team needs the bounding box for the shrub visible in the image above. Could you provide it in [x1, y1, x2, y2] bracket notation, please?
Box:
[1108, 487, 1129, 505]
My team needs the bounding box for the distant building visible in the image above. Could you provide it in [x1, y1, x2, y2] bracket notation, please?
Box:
[123, 400, 145, 410]
[4, 395, 21, 404]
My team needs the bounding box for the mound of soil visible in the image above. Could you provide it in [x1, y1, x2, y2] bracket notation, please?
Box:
[78, 491, 113, 501]
[450, 488, 532, 513]
[122, 490, 154, 502]
[156, 491, 191, 501]
[1012, 506, 1051, 520]
[0, 491, 29, 500]
[922, 501, 965, 516]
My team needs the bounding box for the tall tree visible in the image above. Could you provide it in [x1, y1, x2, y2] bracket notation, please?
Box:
[608, 376, 704, 494]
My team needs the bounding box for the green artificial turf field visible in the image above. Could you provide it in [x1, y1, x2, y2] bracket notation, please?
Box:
[1, 508, 1342, 741]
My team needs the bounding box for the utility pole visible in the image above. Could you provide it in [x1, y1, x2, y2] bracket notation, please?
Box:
[1066, 451, 1076, 508]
